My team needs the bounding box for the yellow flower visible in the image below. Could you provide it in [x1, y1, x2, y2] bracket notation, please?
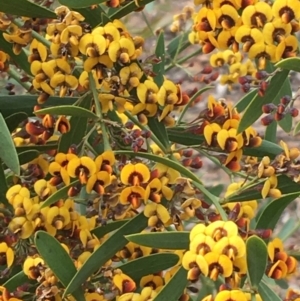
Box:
[205, 252, 233, 280]
[9, 217, 33, 239]
[0, 242, 14, 268]
[120, 163, 150, 186]
[144, 203, 172, 228]
[86, 171, 111, 194]
[182, 250, 208, 280]
[46, 205, 71, 230]
[120, 186, 145, 209]
[242, 2, 272, 28]
[189, 233, 215, 255]
[108, 37, 136, 64]
[205, 220, 238, 241]
[261, 175, 282, 199]
[23, 256, 44, 279]
[67, 156, 97, 184]
[215, 290, 247, 301]
[120, 63, 143, 89]
[248, 43, 276, 69]
[154, 163, 180, 184]
[215, 5, 240, 29]
[263, 19, 292, 45]
[113, 272, 136, 294]
[137, 80, 159, 104]
[272, 0, 300, 23]
[213, 236, 246, 259]
[140, 274, 164, 289]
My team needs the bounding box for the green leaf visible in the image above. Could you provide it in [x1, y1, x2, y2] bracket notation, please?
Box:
[35, 105, 98, 119]
[166, 32, 190, 60]
[152, 266, 187, 301]
[16, 143, 58, 153]
[64, 213, 148, 297]
[243, 140, 283, 158]
[147, 117, 170, 151]
[237, 69, 289, 134]
[58, 93, 93, 153]
[18, 150, 39, 165]
[255, 192, 299, 231]
[0, 113, 19, 175]
[277, 218, 298, 241]
[177, 86, 213, 124]
[58, 0, 106, 8]
[0, 95, 77, 118]
[5, 112, 28, 133]
[167, 128, 204, 146]
[264, 122, 277, 143]
[114, 150, 227, 220]
[126, 232, 189, 250]
[108, 0, 155, 21]
[0, 0, 56, 18]
[0, 32, 30, 75]
[34, 231, 85, 301]
[91, 220, 128, 238]
[40, 180, 79, 208]
[258, 280, 282, 301]
[275, 57, 300, 72]
[120, 253, 179, 283]
[246, 236, 267, 288]
[293, 120, 300, 136]
[235, 89, 258, 113]
[153, 31, 165, 87]
[0, 161, 9, 207]
[3, 271, 28, 291]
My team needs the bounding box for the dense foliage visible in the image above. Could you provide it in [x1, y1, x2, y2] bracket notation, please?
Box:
[0, 0, 300, 300]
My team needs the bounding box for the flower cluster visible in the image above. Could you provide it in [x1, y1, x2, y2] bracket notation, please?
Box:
[190, 0, 300, 68]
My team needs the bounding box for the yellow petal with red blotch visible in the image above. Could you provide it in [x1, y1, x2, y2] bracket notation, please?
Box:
[47, 206, 59, 225]
[204, 123, 221, 145]
[92, 35, 106, 55]
[207, 9, 217, 30]
[213, 236, 246, 259]
[120, 37, 135, 56]
[182, 250, 197, 270]
[79, 33, 93, 54]
[30, 61, 42, 76]
[60, 207, 70, 225]
[84, 57, 99, 72]
[217, 129, 229, 150]
[6, 246, 14, 268]
[190, 224, 206, 241]
[190, 233, 215, 255]
[80, 156, 97, 175]
[156, 204, 171, 224]
[120, 164, 136, 185]
[108, 40, 120, 62]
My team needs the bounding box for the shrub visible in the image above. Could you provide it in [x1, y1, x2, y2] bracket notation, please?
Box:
[0, 0, 299, 300]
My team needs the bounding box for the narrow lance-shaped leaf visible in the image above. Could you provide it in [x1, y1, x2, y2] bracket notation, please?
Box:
[58, 0, 106, 8]
[153, 266, 187, 301]
[91, 220, 128, 238]
[0, 0, 56, 18]
[126, 232, 189, 250]
[3, 271, 29, 292]
[34, 231, 85, 301]
[0, 113, 20, 175]
[153, 31, 165, 87]
[35, 105, 99, 120]
[258, 279, 282, 301]
[63, 213, 148, 297]
[275, 57, 300, 73]
[0, 95, 77, 118]
[5, 112, 28, 133]
[119, 253, 179, 283]
[255, 192, 300, 231]
[246, 236, 268, 288]
[0, 161, 10, 207]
